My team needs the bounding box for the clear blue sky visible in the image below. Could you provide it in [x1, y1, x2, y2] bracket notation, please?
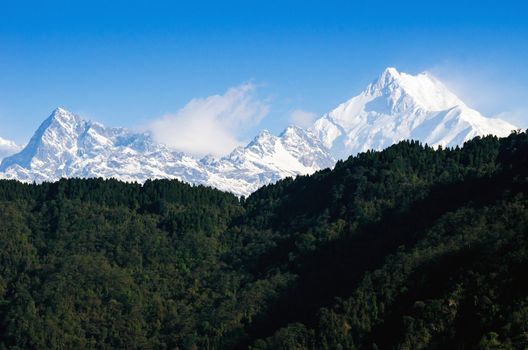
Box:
[1, 0, 527, 145]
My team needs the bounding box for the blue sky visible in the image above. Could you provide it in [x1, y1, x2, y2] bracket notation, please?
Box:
[1, 0, 527, 153]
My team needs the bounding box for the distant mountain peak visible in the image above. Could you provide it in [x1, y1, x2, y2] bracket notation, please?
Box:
[313, 67, 517, 158]
[0, 68, 518, 196]
[47, 107, 83, 125]
[366, 68, 463, 112]
[248, 129, 277, 150]
[377, 66, 400, 84]
[254, 128, 273, 140]
[280, 124, 307, 136]
[52, 106, 69, 115]
[0, 108, 335, 196]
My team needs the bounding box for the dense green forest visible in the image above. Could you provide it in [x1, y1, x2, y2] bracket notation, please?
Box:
[0, 131, 527, 349]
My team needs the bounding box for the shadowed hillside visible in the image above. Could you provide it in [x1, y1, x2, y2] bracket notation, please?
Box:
[0, 131, 527, 349]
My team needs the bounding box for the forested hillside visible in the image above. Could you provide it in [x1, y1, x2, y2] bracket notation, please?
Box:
[0, 131, 527, 349]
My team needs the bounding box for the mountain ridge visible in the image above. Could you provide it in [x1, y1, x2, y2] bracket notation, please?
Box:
[312, 67, 517, 159]
[0, 108, 333, 196]
[0, 68, 518, 194]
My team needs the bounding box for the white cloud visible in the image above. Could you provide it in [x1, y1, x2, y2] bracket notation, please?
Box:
[149, 83, 269, 157]
[289, 109, 317, 128]
[0, 137, 22, 161]
[493, 108, 528, 129]
[427, 61, 528, 128]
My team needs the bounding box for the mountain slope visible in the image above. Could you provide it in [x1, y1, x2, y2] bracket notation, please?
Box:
[203, 126, 335, 195]
[0, 132, 526, 349]
[312, 67, 517, 159]
[237, 132, 528, 349]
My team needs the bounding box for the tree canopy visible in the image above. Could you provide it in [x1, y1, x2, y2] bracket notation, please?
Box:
[0, 131, 527, 349]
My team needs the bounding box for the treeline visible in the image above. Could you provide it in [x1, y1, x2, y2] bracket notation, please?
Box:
[0, 131, 526, 349]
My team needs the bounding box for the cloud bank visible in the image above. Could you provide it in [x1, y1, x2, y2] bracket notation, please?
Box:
[428, 62, 528, 128]
[149, 83, 269, 157]
[0, 137, 22, 161]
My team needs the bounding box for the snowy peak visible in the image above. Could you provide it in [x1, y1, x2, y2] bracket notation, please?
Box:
[219, 125, 333, 167]
[1, 108, 93, 171]
[366, 67, 463, 112]
[48, 107, 83, 125]
[247, 129, 277, 152]
[313, 67, 517, 159]
[279, 125, 335, 169]
[371, 67, 401, 91]
[0, 107, 334, 196]
[242, 125, 334, 170]
[37, 108, 86, 144]
[0, 67, 519, 197]
[201, 124, 334, 195]
[38, 108, 88, 147]
[0, 107, 203, 183]
[280, 125, 308, 139]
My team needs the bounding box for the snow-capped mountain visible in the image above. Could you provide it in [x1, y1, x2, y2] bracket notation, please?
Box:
[0, 137, 21, 161]
[312, 67, 517, 159]
[0, 68, 519, 195]
[0, 108, 333, 196]
[202, 126, 335, 195]
[0, 108, 210, 184]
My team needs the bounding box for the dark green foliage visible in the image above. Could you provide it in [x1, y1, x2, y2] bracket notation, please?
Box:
[0, 132, 527, 349]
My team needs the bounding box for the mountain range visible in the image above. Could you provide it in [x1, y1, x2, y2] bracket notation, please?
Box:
[0, 108, 333, 196]
[0, 67, 517, 195]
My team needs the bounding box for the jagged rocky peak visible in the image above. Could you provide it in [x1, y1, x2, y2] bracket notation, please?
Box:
[37, 108, 88, 142]
[280, 124, 309, 139]
[281, 124, 304, 133]
[279, 125, 335, 169]
[312, 67, 517, 159]
[49, 107, 82, 123]
[373, 67, 401, 88]
[366, 67, 463, 112]
[0, 107, 335, 196]
[244, 129, 280, 155]
[0, 108, 81, 170]
[252, 129, 275, 143]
